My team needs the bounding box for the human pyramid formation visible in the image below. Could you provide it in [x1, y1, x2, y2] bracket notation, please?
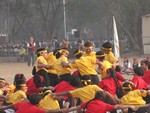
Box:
[1, 41, 150, 113]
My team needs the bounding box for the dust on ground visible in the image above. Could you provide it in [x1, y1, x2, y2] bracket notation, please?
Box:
[0, 62, 33, 84]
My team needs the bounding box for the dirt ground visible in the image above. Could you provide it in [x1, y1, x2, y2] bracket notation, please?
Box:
[0, 62, 133, 84]
[0, 62, 33, 84]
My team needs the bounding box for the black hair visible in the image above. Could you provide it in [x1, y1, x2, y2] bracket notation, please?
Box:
[102, 41, 112, 48]
[122, 82, 133, 92]
[15, 79, 26, 90]
[134, 67, 144, 76]
[84, 41, 93, 47]
[54, 49, 62, 59]
[74, 49, 82, 59]
[36, 48, 46, 57]
[83, 91, 108, 112]
[141, 59, 150, 69]
[41, 89, 52, 98]
[69, 76, 82, 88]
[32, 66, 36, 76]
[96, 51, 105, 61]
[29, 93, 42, 105]
[0, 78, 5, 82]
[107, 68, 121, 90]
[14, 73, 26, 85]
[80, 75, 92, 86]
[115, 65, 121, 72]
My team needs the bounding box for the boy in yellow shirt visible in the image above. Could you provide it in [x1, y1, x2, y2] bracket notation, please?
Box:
[62, 49, 102, 85]
[102, 41, 117, 64]
[47, 51, 59, 86]
[11, 79, 27, 104]
[36, 48, 51, 86]
[53, 48, 71, 82]
[120, 82, 150, 112]
[96, 51, 114, 79]
[82, 41, 96, 57]
[39, 89, 60, 110]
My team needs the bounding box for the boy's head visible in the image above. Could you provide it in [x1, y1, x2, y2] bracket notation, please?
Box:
[54, 48, 69, 59]
[61, 48, 70, 57]
[40, 89, 52, 97]
[29, 93, 42, 105]
[115, 65, 121, 72]
[96, 51, 105, 61]
[15, 79, 27, 91]
[84, 41, 94, 54]
[14, 73, 26, 85]
[0, 78, 6, 88]
[133, 67, 144, 76]
[36, 48, 47, 58]
[80, 75, 92, 86]
[102, 41, 112, 54]
[140, 59, 150, 70]
[73, 49, 83, 59]
[122, 82, 133, 94]
[133, 58, 138, 62]
[106, 68, 116, 78]
[69, 76, 82, 88]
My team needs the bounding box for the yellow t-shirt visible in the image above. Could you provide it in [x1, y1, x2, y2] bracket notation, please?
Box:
[11, 90, 27, 104]
[104, 51, 117, 64]
[36, 56, 48, 72]
[100, 60, 112, 79]
[47, 52, 57, 74]
[0, 89, 3, 95]
[6, 84, 16, 103]
[53, 56, 71, 76]
[70, 85, 102, 102]
[69, 56, 97, 76]
[82, 51, 96, 57]
[121, 90, 147, 105]
[39, 93, 60, 110]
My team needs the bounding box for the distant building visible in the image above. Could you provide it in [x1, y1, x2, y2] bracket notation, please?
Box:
[142, 14, 150, 54]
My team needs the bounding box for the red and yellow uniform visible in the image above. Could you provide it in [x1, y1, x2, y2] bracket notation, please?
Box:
[70, 85, 102, 102]
[121, 90, 147, 105]
[80, 99, 115, 113]
[14, 101, 45, 113]
[54, 56, 71, 76]
[69, 56, 97, 76]
[132, 76, 148, 90]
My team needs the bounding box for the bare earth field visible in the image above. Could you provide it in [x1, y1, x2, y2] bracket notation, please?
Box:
[0, 62, 33, 84]
[0, 62, 133, 84]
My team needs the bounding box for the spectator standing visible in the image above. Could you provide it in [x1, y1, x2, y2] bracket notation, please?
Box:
[60, 38, 68, 49]
[53, 37, 60, 50]
[27, 37, 36, 67]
